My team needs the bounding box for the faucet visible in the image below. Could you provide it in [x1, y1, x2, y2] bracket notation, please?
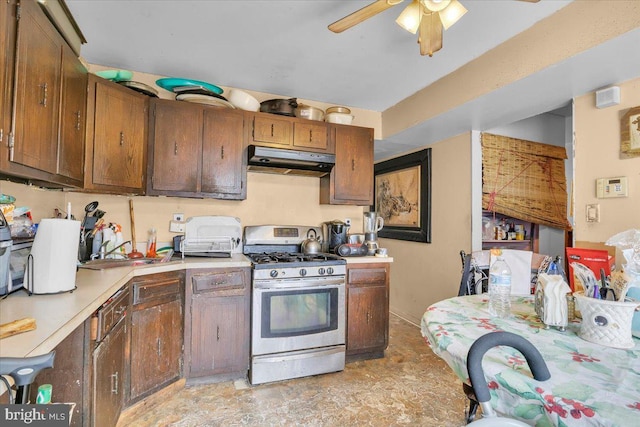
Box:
[91, 240, 131, 260]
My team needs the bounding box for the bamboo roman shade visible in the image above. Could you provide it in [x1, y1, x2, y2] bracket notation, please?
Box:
[481, 133, 572, 230]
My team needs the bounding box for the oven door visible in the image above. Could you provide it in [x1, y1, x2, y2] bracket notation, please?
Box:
[252, 277, 345, 356]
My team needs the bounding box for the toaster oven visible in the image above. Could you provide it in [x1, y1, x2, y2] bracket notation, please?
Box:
[1, 239, 34, 296]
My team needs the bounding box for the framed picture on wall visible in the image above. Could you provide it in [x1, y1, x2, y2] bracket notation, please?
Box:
[621, 106, 640, 156]
[373, 148, 431, 243]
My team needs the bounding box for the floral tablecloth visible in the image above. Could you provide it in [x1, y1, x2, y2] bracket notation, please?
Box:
[421, 295, 640, 427]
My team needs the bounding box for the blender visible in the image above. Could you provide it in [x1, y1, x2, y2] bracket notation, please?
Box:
[363, 212, 384, 255]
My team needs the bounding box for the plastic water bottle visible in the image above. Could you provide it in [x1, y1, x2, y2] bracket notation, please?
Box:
[489, 256, 512, 318]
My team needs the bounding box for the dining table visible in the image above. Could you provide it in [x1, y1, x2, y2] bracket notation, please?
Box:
[421, 294, 640, 426]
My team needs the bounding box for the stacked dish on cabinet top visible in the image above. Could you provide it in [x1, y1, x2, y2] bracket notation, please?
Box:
[325, 106, 354, 125]
[96, 69, 159, 98]
[156, 77, 235, 109]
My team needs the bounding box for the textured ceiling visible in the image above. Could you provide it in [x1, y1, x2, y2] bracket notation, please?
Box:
[65, 1, 640, 160]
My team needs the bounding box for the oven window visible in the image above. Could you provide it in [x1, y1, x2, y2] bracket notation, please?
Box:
[262, 288, 338, 337]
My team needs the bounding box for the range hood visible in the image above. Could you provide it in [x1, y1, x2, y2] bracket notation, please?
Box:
[247, 145, 335, 177]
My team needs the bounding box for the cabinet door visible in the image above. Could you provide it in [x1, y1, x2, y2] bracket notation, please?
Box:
[189, 295, 248, 378]
[320, 125, 374, 205]
[0, 0, 16, 155]
[251, 114, 292, 146]
[347, 284, 388, 354]
[93, 319, 126, 427]
[201, 108, 245, 198]
[33, 320, 87, 427]
[11, 0, 61, 174]
[293, 122, 329, 151]
[129, 299, 182, 402]
[334, 126, 373, 204]
[149, 99, 202, 193]
[58, 44, 87, 182]
[91, 80, 146, 190]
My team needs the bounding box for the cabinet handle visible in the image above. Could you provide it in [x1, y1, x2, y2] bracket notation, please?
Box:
[39, 83, 48, 107]
[110, 371, 118, 395]
[270, 124, 274, 137]
[216, 325, 220, 342]
[157, 338, 162, 356]
[119, 131, 124, 146]
[309, 129, 313, 142]
[367, 311, 370, 324]
[75, 111, 81, 131]
[174, 141, 178, 155]
[351, 159, 355, 171]
[221, 146, 224, 159]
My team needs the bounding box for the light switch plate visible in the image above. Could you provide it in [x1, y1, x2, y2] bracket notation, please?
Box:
[586, 204, 600, 223]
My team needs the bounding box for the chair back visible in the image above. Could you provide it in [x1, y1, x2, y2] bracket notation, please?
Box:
[459, 249, 552, 296]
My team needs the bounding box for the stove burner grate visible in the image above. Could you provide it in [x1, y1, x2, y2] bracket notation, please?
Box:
[249, 252, 342, 265]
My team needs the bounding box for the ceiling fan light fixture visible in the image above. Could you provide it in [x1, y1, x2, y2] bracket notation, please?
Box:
[396, 0, 422, 34]
[439, 0, 467, 30]
[422, 0, 451, 13]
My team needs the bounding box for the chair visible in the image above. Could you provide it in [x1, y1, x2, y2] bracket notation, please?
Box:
[458, 249, 552, 422]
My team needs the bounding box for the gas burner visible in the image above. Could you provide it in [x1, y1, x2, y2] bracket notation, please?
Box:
[249, 252, 343, 265]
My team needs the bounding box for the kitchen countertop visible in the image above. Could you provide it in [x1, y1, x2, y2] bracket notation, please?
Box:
[0, 255, 251, 358]
[0, 254, 392, 358]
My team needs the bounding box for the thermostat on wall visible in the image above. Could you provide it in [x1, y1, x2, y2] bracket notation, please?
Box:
[596, 176, 628, 198]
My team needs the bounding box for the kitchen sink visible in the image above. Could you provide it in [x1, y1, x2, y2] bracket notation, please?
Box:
[79, 258, 163, 270]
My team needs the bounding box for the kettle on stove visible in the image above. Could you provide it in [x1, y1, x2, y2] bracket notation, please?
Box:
[322, 220, 349, 254]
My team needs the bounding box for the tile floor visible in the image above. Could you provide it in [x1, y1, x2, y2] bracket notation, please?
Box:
[124, 314, 468, 426]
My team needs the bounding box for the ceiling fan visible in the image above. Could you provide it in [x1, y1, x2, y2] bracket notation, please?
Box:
[328, 0, 540, 57]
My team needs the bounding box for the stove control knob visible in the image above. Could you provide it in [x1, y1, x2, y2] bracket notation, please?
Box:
[300, 268, 307, 277]
[327, 267, 334, 275]
[318, 267, 326, 276]
[270, 270, 278, 278]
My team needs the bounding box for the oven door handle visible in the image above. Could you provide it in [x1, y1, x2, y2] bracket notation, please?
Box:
[253, 278, 345, 289]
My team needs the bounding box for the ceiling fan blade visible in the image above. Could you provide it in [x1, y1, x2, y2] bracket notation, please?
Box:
[328, 0, 402, 33]
[418, 12, 443, 56]
[517, 0, 540, 2]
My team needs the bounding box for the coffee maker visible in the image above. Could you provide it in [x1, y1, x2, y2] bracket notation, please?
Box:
[323, 220, 349, 254]
[363, 212, 384, 255]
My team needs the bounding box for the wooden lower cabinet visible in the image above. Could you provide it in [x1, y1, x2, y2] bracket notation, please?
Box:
[346, 263, 390, 361]
[93, 318, 127, 427]
[128, 271, 184, 404]
[31, 319, 89, 427]
[184, 268, 250, 382]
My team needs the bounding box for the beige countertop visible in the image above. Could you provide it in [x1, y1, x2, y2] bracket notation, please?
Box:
[0, 254, 392, 358]
[0, 255, 251, 358]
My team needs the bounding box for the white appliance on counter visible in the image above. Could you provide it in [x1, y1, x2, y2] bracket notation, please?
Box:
[25, 218, 80, 294]
[179, 216, 242, 258]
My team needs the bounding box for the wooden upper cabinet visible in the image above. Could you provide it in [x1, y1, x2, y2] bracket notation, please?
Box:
[201, 108, 245, 197]
[85, 74, 147, 193]
[320, 124, 374, 205]
[250, 114, 292, 146]
[0, 0, 17, 157]
[248, 112, 335, 154]
[0, 0, 85, 187]
[58, 43, 87, 183]
[148, 99, 202, 193]
[293, 122, 329, 151]
[11, 0, 62, 175]
[147, 98, 246, 200]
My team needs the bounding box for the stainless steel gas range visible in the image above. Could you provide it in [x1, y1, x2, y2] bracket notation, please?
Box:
[243, 225, 346, 385]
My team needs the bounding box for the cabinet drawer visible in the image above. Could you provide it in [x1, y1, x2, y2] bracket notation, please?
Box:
[348, 267, 388, 285]
[96, 286, 129, 342]
[191, 270, 247, 295]
[133, 280, 181, 305]
[132, 273, 182, 306]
